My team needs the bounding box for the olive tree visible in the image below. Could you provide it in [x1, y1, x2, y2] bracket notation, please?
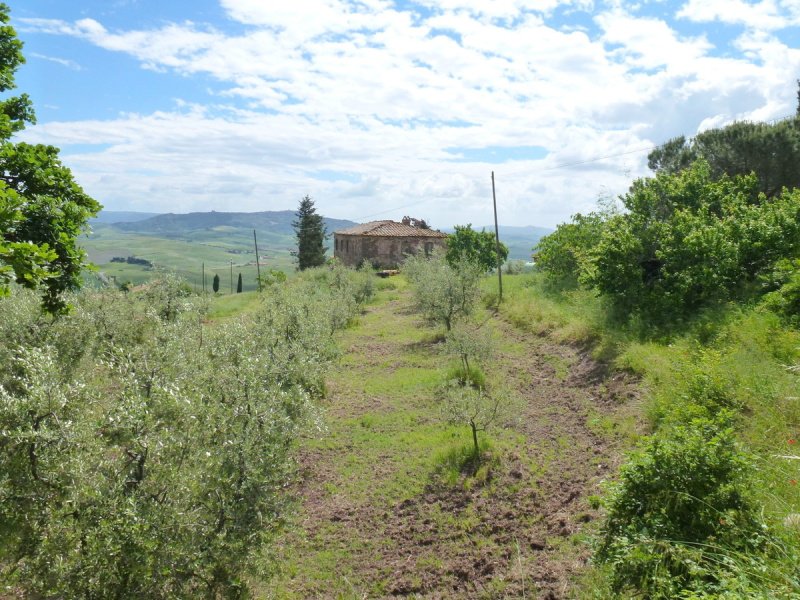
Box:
[443, 323, 493, 387]
[440, 382, 507, 459]
[404, 252, 483, 331]
[0, 271, 368, 598]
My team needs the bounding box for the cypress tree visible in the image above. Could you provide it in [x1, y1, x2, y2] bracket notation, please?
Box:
[293, 195, 327, 270]
[212, 273, 220, 293]
[236, 273, 243, 293]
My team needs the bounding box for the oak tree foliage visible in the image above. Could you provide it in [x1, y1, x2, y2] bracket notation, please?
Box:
[446, 224, 508, 272]
[537, 153, 800, 325]
[0, 3, 100, 313]
[588, 161, 800, 323]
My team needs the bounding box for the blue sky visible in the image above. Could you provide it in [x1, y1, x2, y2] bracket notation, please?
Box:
[11, 0, 800, 227]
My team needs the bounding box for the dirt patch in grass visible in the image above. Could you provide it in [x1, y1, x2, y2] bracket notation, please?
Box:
[263, 290, 643, 599]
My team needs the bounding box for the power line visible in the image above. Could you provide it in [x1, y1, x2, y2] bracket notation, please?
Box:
[536, 145, 656, 172]
[353, 144, 657, 221]
[352, 113, 798, 222]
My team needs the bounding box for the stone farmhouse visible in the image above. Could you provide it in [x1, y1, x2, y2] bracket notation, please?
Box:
[333, 217, 448, 268]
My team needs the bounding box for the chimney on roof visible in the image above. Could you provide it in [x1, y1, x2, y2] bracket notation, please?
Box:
[401, 216, 430, 229]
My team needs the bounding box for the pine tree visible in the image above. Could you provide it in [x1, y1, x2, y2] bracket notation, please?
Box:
[293, 195, 327, 270]
[236, 273, 243, 293]
[212, 273, 220, 293]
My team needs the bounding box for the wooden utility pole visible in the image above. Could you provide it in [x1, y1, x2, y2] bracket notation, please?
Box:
[230, 261, 233, 294]
[253, 229, 262, 291]
[491, 171, 503, 302]
[202, 262, 206, 294]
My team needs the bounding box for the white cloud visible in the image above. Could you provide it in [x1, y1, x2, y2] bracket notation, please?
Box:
[597, 10, 712, 70]
[17, 0, 800, 227]
[30, 52, 83, 70]
[677, 0, 800, 30]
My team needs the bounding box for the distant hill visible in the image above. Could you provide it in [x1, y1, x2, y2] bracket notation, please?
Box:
[90, 210, 162, 224]
[497, 225, 553, 260]
[82, 210, 358, 292]
[81, 212, 551, 292]
[114, 210, 356, 236]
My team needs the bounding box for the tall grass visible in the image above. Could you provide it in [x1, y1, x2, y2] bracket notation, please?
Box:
[498, 271, 800, 597]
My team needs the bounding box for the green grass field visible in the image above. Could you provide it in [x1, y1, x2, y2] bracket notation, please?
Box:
[81, 224, 298, 292]
[255, 274, 641, 598]
[496, 272, 800, 596]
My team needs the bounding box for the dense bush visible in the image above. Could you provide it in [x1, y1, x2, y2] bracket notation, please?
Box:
[762, 258, 800, 327]
[0, 269, 367, 598]
[535, 161, 800, 326]
[533, 211, 608, 285]
[528, 116, 800, 597]
[596, 412, 769, 598]
[594, 359, 795, 598]
[446, 224, 508, 272]
[589, 161, 800, 324]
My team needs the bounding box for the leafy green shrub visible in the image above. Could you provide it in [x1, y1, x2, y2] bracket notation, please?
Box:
[445, 224, 508, 272]
[589, 161, 800, 325]
[144, 272, 194, 321]
[258, 268, 287, 288]
[299, 262, 374, 332]
[534, 211, 609, 286]
[762, 259, 800, 327]
[647, 357, 744, 429]
[596, 414, 769, 598]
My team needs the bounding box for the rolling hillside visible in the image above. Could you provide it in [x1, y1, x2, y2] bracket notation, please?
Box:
[82, 211, 357, 291]
[81, 211, 551, 290]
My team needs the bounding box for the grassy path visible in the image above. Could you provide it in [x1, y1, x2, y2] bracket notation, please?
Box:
[262, 281, 642, 599]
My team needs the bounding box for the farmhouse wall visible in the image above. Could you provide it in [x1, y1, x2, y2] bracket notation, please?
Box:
[333, 219, 448, 268]
[334, 233, 445, 268]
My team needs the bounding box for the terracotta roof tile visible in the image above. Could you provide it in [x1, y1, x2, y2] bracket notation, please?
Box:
[335, 220, 448, 238]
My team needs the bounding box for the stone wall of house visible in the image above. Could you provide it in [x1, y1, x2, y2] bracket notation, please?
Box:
[333, 234, 446, 268]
